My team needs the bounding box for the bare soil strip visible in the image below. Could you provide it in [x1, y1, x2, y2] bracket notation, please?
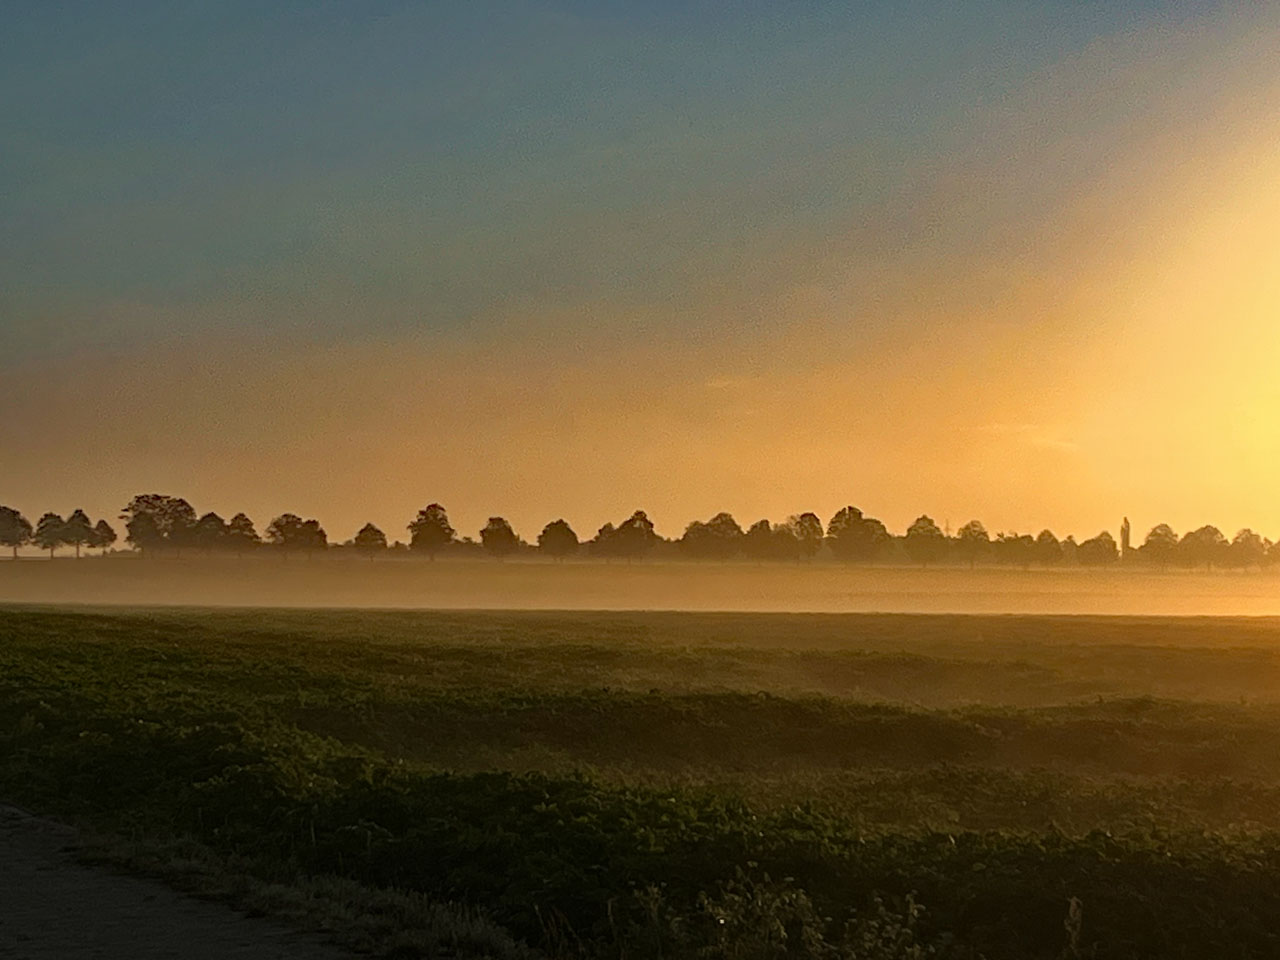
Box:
[0, 806, 349, 960]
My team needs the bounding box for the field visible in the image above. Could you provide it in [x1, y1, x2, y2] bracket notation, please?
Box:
[6, 606, 1280, 957]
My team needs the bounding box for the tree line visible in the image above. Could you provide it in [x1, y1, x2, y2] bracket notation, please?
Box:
[0, 495, 1275, 570]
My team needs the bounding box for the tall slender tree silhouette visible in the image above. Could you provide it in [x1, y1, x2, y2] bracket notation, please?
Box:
[33, 513, 66, 559]
[62, 509, 93, 558]
[91, 519, 117, 555]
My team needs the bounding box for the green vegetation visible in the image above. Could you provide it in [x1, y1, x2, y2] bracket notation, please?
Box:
[5, 607, 1280, 957]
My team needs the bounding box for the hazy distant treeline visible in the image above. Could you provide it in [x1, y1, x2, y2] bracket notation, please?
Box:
[0, 496, 1273, 570]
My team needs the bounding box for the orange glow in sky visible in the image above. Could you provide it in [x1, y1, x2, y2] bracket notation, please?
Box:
[3, 4, 1279, 545]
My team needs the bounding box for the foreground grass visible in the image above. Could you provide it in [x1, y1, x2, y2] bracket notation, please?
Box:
[6, 606, 1280, 957]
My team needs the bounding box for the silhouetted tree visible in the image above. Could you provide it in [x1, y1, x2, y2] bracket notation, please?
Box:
[770, 523, 802, 561]
[537, 519, 579, 559]
[904, 515, 947, 567]
[194, 512, 228, 552]
[1178, 525, 1228, 570]
[267, 513, 304, 554]
[33, 513, 65, 559]
[62, 509, 93, 558]
[827, 506, 890, 562]
[299, 519, 327, 555]
[1228, 529, 1267, 569]
[125, 512, 163, 555]
[1033, 529, 1062, 566]
[0, 506, 33, 559]
[1077, 531, 1119, 566]
[589, 522, 618, 558]
[743, 519, 775, 561]
[613, 510, 659, 560]
[862, 517, 891, 559]
[121, 494, 196, 554]
[786, 513, 825, 560]
[1140, 524, 1179, 569]
[91, 519, 117, 555]
[678, 520, 709, 558]
[742, 520, 804, 562]
[353, 523, 387, 559]
[679, 512, 744, 560]
[1060, 535, 1080, 565]
[993, 532, 1035, 569]
[480, 517, 520, 559]
[226, 513, 260, 556]
[954, 520, 990, 568]
[408, 504, 455, 559]
[265, 514, 326, 555]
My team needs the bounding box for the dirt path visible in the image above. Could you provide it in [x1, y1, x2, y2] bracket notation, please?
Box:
[0, 805, 351, 960]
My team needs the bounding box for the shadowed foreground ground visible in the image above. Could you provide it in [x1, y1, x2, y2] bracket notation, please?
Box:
[0, 806, 349, 960]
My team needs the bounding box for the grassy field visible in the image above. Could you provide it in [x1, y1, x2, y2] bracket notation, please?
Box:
[5, 606, 1280, 957]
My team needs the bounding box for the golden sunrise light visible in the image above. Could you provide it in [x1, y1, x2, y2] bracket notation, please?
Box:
[6, 7, 1280, 956]
[5, 10, 1279, 546]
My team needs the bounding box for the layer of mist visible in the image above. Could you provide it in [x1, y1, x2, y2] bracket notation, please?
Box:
[4, 557, 1280, 615]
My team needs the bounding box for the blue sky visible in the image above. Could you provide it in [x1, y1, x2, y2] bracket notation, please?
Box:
[1, 1, 1229, 354]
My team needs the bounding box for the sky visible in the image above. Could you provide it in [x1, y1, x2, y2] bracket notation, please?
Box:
[3, 1, 1280, 544]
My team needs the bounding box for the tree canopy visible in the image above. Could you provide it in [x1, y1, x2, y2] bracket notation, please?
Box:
[1140, 524, 1179, 568]
[409, 504, 455, 557]
[954, 520, 990, 568]
[1078, 531, 1119, 566]
[786, 513, 824, 559]
[0, 506, 33, 558]
[1179, 526, 1228, 570]
[679, 512, 745, 560]
[537, 519, 579, 559]
[92, 519, 117, 553]
[904, 515, 947, 566]
[593, 511, 659, 560]
[62, 509, 94, 558]
[194, 512, 228, 551]
[353, 523, 388, 557]
[32, 513, 66, 557]
[122, 494, 196, 553]
[226, 513, 260, 554]
[827, 506, 891, 562]
[480, 517, 520, 558]
[4, 490, 1278, 572]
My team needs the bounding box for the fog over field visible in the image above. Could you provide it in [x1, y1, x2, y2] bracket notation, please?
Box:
[7, 1, 1280, 954]
[3, 557, 1280, 615]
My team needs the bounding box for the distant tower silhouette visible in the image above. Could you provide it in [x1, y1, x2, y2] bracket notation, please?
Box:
[1121, 517, 1132, 559]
